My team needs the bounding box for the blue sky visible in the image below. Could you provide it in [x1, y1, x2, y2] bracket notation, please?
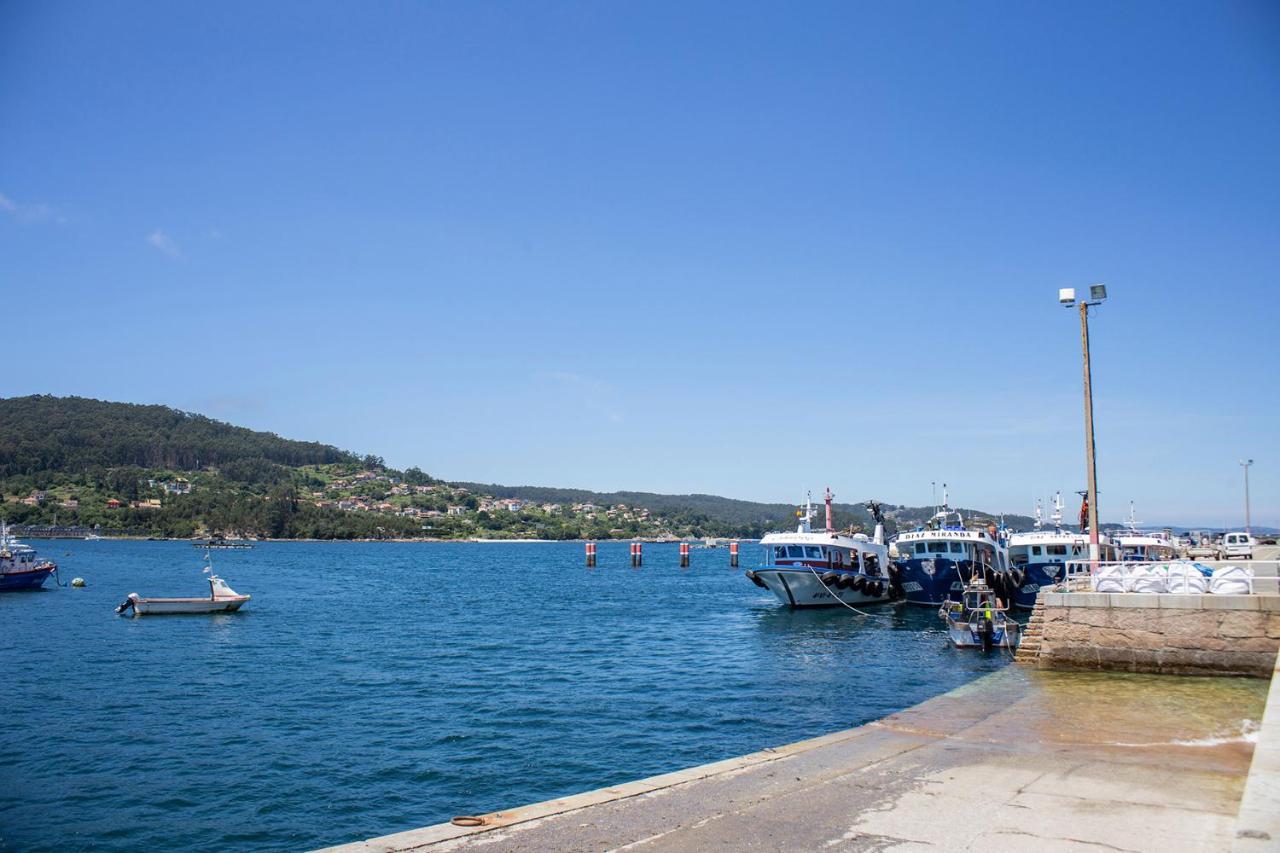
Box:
[2, 1, 1277, 525]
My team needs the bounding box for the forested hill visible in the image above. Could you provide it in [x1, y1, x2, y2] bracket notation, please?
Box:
[0, 395, 359, 477]
[0, 395, 1035, 539]
[455, 483, 1037, 534]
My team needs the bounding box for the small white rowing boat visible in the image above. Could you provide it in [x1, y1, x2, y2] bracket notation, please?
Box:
[116, 554, 250, 616]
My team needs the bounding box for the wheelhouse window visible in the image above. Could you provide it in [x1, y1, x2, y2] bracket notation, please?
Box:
[804, 546, 823, 559]
[950, 542, 965, 554]
[915, 542, 926, 554]
[1046, 545, 1068, 556]
[774, 546, 787, 560]
[787, 546, 805, 559]
[1031, 546, 1042, 556]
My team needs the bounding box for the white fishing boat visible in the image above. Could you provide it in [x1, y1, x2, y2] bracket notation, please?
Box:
[115, 555, 250, 616]
[1115, 502, 1178, 562]
[745, 489, 893, 608]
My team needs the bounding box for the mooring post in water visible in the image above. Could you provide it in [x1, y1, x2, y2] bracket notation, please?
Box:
[730, 540, 739, 567]
[679, 541, 690, 567]
[585, 541, 596, 567]
[630, 542, 643, 567]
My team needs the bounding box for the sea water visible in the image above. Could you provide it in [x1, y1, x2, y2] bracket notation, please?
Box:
[1, 540, 1008, 851]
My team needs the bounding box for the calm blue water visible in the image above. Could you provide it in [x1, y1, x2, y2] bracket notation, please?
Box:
[0, 540, 1007, 851]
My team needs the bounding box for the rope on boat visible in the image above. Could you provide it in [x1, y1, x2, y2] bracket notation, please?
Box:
[806, 567, 894, 621]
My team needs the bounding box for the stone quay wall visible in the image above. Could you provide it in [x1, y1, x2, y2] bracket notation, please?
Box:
[1037, 592, 1280, 677]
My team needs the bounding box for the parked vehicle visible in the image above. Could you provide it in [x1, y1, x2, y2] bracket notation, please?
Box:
[1186, 537, 1221, 560]
[1221, 532, 1255, 561]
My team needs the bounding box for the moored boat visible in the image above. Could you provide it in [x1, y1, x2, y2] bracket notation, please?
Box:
[1115, 502, 1178, 562]
[939, 578, 1020, 651]
[1006, 493, 1119, 609]
[746, 489, 894, 609]
[116, 555, 250, 616]
[892, 486, 1013, 607]
[0, 521, 58, 591]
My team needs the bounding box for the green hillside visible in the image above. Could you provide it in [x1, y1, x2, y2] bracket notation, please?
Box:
[0, 395, 1035, 540]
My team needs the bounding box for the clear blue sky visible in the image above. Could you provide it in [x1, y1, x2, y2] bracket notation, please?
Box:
[2, 1, 1277, 526]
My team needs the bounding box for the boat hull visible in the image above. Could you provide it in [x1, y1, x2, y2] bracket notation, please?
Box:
[944, 618, 1020, 649]
[896, 559, 1020, 607]
[894, 557, 966, 606]
[1012, 561, 1065, 609]
[750, 567, 891, 608]
[0, 564, 56, 591]
[129, 595, 250, 615]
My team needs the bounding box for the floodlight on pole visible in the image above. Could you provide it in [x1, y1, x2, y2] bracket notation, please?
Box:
[1060, 284, 1108, 567]
[1241, 459, 1254, 536]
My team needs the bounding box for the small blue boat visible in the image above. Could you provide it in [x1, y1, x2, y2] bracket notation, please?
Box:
[0, 521, 58, 591]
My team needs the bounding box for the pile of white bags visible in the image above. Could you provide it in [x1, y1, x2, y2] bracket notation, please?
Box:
[1209, 564, 1253, 595]
[1092, 563, 1129, 593]
[1130, 563, 1168, 594]
[1166, 561, 1209, 594]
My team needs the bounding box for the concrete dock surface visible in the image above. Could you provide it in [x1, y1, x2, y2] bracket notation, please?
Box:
[326, 667, 1268, 852]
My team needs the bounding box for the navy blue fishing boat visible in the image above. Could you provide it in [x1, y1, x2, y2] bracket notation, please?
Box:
[891, 488, 1012, 607]
[1006, 493, 1118, 609]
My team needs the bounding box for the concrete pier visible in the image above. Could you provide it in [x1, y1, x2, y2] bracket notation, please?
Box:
[323, 665, 1269, 852]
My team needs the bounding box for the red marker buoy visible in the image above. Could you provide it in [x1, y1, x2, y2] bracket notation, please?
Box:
[586, 541, 596, 567]
[679, 541, 690, 567]
[729, 540, 739, 568]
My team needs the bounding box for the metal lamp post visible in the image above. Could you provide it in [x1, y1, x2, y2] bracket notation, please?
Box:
[1060, 284, 1108, 567]
[1241, 459, 1253, 535]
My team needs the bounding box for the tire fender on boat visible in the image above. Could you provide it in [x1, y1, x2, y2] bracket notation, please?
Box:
[745, 570, 768, 589]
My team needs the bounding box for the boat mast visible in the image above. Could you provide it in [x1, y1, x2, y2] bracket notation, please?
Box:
[1034, 499, 1043, 530]
[824, 487, 834, 532]
[1051, 491, 1064, 530]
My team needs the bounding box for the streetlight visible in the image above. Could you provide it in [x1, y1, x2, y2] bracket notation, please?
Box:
[1059, 284, 1108, 567]
[1240, 459, 1253, 535]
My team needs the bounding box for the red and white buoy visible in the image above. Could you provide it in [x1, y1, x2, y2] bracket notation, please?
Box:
[630, 542, 643, 567]
[585, 541, 597, 567]
[729, 540, 739, 567]
[679, 541, 690, 567]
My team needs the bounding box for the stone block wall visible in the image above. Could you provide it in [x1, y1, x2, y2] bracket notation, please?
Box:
[1037, 592, 1280, 677]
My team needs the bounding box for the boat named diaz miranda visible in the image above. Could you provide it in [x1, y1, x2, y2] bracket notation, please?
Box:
[0, 521, 59, 591]
[746, 489, 893, 608]
[1006, 493, 1118, 610]
[892, 486, 1012, 607]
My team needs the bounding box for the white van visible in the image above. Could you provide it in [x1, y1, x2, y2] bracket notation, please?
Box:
[1221, 532, 1255, 560]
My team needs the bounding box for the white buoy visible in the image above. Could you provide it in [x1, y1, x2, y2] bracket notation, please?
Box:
[71, 577, 85, 587]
